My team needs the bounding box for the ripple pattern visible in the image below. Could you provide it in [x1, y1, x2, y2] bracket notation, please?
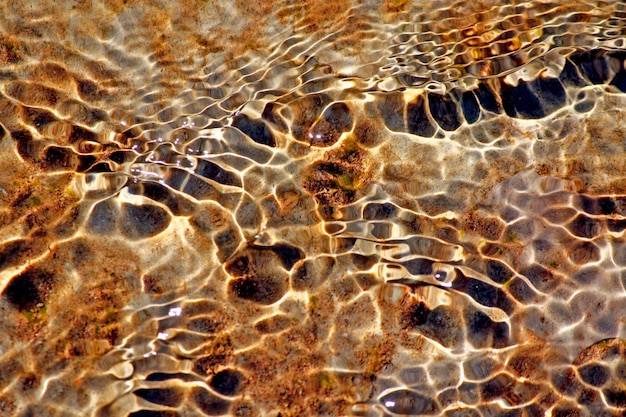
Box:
[0, 1, 625, 417]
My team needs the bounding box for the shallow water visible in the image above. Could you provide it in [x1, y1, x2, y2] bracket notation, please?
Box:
[0, 1, 625, 416]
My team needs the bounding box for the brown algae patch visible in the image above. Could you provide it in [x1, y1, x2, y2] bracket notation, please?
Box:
[302, 138, 375, 215]
[0, 35, 22, 65]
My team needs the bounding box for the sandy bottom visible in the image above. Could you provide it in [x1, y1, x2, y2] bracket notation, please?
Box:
[0, 1, 625, 416]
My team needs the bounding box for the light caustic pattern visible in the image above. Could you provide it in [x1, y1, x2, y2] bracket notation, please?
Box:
[0, 0, 625, 416]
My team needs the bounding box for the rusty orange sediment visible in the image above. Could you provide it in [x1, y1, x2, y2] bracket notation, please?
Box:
[1, 1, 626, 416]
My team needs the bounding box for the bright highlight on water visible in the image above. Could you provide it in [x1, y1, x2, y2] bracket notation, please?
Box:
[0, 1, 625, 416]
